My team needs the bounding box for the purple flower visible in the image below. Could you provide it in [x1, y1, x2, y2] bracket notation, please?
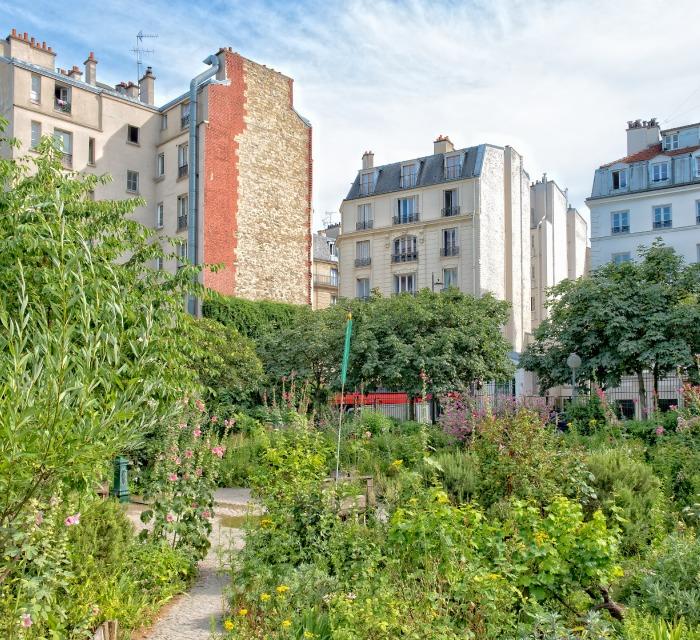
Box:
[20, 613, 32, 628]
[168, 473, 178, 482]
[656, 426, 665, 436]
[64, 513, 80, 527]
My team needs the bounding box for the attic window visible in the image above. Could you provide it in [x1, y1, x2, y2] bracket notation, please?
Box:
[400, 163, 418, 189]
[445, 154, 462, 180]
[612, 169, 627, 190]
[663, 133, 679, 151]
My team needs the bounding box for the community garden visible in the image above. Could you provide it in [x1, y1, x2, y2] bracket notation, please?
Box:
[2, 124, 700, 640]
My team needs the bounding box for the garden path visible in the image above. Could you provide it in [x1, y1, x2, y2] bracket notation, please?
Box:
[128, 489, 254, 640]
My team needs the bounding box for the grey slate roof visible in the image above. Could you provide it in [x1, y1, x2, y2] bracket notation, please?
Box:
[313, 233, 337, 262]
[344, 145, 484, 201]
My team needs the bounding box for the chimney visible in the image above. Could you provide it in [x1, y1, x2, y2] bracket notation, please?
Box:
[84, 52, 97, 85]
[115, 82, 127, 95]
[138, 66, 155, 105]
[362, 150, 374, 170]
[125, 82, 139, 99]
[433, 134, 454, 155]
[67, 65, 82, 80]
[626, 117, 660, 155]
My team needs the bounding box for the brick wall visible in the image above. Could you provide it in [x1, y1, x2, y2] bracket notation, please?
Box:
[203, 51, 312, 305]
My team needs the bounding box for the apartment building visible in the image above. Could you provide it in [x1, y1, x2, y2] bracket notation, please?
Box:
[530, 176, 588, 329]
[0, 28, 312, 307]
[588, 118, 700, 268]
[312, 224, 339, 309]
[337, 136, 532, 389]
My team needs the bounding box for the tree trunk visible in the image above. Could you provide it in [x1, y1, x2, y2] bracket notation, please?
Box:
[653, 363, 659, 413]
[408, 395, 416, 422]
[637, 370, 647, 417]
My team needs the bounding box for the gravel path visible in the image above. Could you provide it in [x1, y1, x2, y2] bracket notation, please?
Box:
[128, 489, 255, 640]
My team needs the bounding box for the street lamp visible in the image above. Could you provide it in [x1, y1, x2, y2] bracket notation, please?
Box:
[431, 273, 443, 292]
[567, 352, 582, 400]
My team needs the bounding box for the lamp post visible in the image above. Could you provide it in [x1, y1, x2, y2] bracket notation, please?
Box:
[431, 273, 443, 292]
[567, 352, 582, 400]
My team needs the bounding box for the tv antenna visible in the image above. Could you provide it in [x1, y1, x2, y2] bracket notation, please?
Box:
[131, 30, 158, 84]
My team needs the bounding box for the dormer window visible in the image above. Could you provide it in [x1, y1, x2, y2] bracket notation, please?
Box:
[612, 169, 627, 190]
[663, 133, 679, 151]
[360, 171, 375, 196]
[652, 162, 669, 182]
[445, 154, 462, 180]
[400, 163, 418, 189]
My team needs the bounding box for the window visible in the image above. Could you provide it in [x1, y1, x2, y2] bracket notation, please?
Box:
[181, 102, 190, 129]
[612, 252, 631, 265]
[53, 129, 72, 167]
[356, 278, 370, 299]
[328, 240, 337, 257]
[443, 267, 458, 289]
[88, 137, 95, 165]
[611, 210, 629, 234]
[663, 133, 679, 151]
[696, 201, 700, 225]
[696, 157, 700, 178]
[178, 143, 188, 178]
[156, 256, 164, 271]
[127, 125, 140, 144]
[54, 84, 71, 113]
[394, 273, 416, 294]
[177, 195, 188, 230]
[653, 205, 672, 229]
[156, 152, 165, 177]
[30, 74, 41, 103]
[357, 203, 373, 230]
[156, 202, 164, 229]
[441, 227, 459, 256]
[651, 162, 669, 182]
[359, 171, 374, 195]
[443, 189, 459, 216]
[161, 114, 168, 130]
[400, 163, 418, 188]
[445, 154, 461, 180]
[177, 242, 188, 269]
[355, 240, 371, 267]
[330, 267, 339, 286]
[392, 235, 417, 262]
[30, 121, 41, 149]
[395, 196, 418, 224]
[531, 296, 535, 311]
[126, 170, 139, 193]
[330, 295, 338, 305]
[612, 169, 627, 190]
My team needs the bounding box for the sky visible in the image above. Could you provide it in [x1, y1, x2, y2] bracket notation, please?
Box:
[5, 0, 700, 230]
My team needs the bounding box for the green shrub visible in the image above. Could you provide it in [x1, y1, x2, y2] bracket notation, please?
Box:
[431, 450, 480, 503]
[585, 448, 668, 555]
[623, 610, 700, 640]
[564, 393, 608, 435]
[219, 430, 267, 487]
[649, 439, 700, 513]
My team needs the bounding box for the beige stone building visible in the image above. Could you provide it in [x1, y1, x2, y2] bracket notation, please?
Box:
[312, 224, 339, 309]
[0, 28, 312, 308]
[337, 135, 532, 393]
[530, 176, 589, 330]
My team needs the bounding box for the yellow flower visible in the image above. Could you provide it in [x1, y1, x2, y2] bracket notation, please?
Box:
[276, 584, 290, 594]
[260, 592, 271, 602]
[260, 518, 273, 528]
[238, 608, 248, 616]
[390, 459, 403, 468]
[223, 619, 234, 631]
[281, 619, 292, 628]
[304, 632, 315, 639]
[435, 492, 450, 505]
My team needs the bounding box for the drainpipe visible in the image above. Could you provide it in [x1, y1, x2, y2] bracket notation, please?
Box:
[187, 54, 222, 316]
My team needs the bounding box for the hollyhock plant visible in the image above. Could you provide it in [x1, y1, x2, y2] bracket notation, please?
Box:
[20, 613, 32, 628]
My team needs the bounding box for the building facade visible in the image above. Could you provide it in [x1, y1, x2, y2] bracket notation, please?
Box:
[337, 135, 532, 374]
[0, 28, 312, 306]
[530, 176, 588, 330]
[588, 118, 700, 268]
[312, 224, 339, 309]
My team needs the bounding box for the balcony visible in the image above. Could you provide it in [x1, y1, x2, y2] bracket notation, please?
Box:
[181, 114, 190, 129]
[54, 98, 71, 114]
[440, 246, 460, 257]
[355, 257, 371, 267]
[356, 219, 373, 230]
[177, 215, 188, 231]
[393, 213, 420, 225]
[178, 164, 189, 179]
[314, 274, 339, 287]
[442, 205, 460, 217]
[611, 226, 629, 234]
[400, 174, 418, 189]
[653, 220, 672, 230]
[391, 251, 418, 263]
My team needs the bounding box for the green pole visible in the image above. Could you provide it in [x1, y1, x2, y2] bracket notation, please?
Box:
[336, 313, 353, 481]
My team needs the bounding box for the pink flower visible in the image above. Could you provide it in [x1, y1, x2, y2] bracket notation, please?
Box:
[64, 513, 80, 527]
[166, 513, 174, 523]
[172, 456, 181, 465]
[193, 428, 202, 438]
[35, 511, 43, 526]
[184, 449, 193, 458]
[168, 473, 178, 482]
[20, 613, 32, 628]
[210, 415, 218, 424]
[211, 445, 225, 458]
[656, 426, 665, 436]
[195, 399, 206, 412]
[178, 422, 187, 429]
[191, 502, 198, 508]
[203, 509, 211, 519]
[195, 467, 203, 477]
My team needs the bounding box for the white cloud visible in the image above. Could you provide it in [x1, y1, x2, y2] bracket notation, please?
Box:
[6, 0, 700, 229]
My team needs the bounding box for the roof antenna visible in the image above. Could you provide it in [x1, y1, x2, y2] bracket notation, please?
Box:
[131, 30, 158, 87]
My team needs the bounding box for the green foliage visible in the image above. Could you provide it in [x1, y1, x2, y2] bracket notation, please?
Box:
[623, 610, 700, 640]
[565, 393, 609, 435]
[219, 429, 267, 487]
[203, 295, 306, 341]
[431, 450, 480, 503]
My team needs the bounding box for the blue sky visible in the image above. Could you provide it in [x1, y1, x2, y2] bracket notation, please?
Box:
[5, 0, 700, 229]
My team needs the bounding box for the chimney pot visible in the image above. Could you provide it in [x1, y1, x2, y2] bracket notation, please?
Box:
[23, 32, 28, 41]
[362, 150, 374, 170]
[434, 135, 454, 155]
[11, 28, 16, 37]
